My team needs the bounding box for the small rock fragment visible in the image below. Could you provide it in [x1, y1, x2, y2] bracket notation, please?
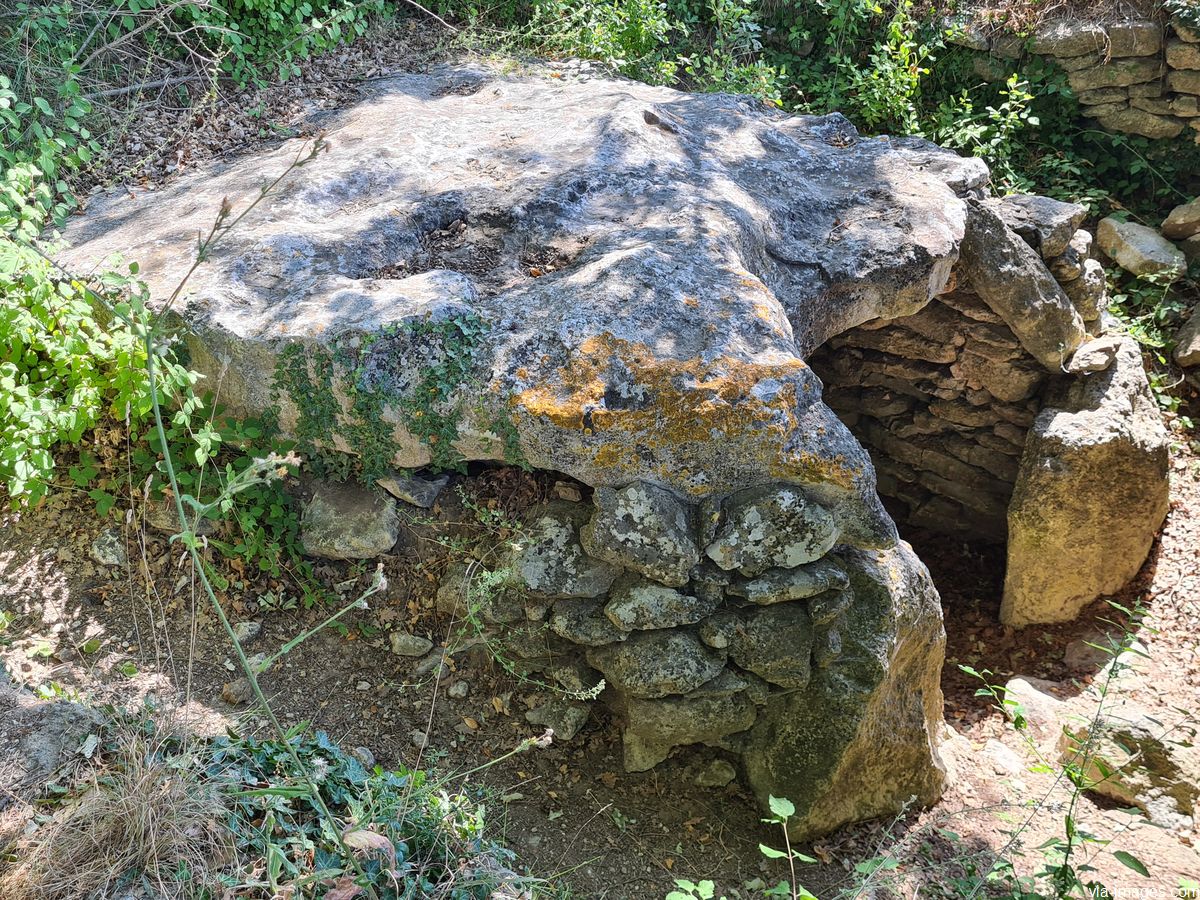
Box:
[694, 758, 738, 788]
[233, 621, 262, 644]
[1003, 676, 1066, 741]
[1065, 335, 1122, 374]
[984, 738, 1024, 776]
[1162, 197, 1200, 241]
[90, 529, 127, 567]
[1174, 304, 1200, 368]
[221, 678, 253, 706]
[447, 679, 471, 699]
[525, 699, 591, 741]
[553, 481, 583, 502]
[376, 471, 449, 508]
[390, 631, 434, 657]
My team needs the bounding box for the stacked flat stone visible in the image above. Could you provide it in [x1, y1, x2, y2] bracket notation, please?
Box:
[952, 15, 1200, 141]
[512, 483, 853, 765]
[810, 194, 1099, 542]
[811, 187, 1169, 627]
[492, 480, 944, 837]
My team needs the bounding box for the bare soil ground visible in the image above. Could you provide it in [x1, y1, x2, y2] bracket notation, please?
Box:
[0, 444, 1197, 897]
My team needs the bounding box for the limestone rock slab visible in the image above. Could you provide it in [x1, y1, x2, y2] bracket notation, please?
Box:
[959, 201, 1085, 371]
[726, 558, 849, 605]
[300, 481, 399, 559]
[990, 194, 1086, 258]
[742, 544, 947, 840]
[1097, 218, 1187, 281]
[58, 66, 969, 544]
[1002, 336, 1169, 625]
[622, 671, 758, 770]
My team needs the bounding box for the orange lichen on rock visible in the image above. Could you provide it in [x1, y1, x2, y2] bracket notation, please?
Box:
[516, 333, 859, 491]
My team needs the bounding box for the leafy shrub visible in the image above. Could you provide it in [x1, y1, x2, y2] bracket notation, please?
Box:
[180, 0, 387, 83]
[0, 236, 195, 505]
[531, 0, 679, 83]
[210, 727, 524, 897]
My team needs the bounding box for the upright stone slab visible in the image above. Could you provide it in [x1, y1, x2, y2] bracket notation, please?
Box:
[1002, 337, 1170, 626]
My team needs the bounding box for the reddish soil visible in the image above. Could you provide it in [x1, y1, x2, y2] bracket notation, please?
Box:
[1, 447, 1197, 897]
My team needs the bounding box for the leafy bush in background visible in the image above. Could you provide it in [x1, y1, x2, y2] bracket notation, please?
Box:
[0, 0, 387, 506]
[0, 231, 196, 505]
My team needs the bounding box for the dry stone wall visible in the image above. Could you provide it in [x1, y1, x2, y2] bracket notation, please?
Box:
[809, 292, 1039, 542]
[955, 11, 1200, 141]
[482, 480, 946, 840]
[809, 194, 1097, 543]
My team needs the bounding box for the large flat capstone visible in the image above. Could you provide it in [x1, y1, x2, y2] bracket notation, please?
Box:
[59, 64, 970, 549]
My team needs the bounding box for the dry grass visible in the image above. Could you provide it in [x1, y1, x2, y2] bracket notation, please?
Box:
[939, 0, 1166, 31]
[0, 725, 232, 900]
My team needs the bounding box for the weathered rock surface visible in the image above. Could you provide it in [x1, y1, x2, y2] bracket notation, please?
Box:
[515, 502, 620, 598]
[59, 66, 969, 541]
[1061, 703, 1199, 829]
[1163, 197, 1200, 240]
[726, 558, 848, 605]
[549, 597, 629, 646]
[621, 671, 758, 770]
[1175, 305, 1200, 367]
[991, 194, 1086, 258]
[1097, 217, 1188, 282]
[1002, 336, 1170, 625]
[581, 483, 698, 586]
[1063, 258, 1108, 322]
[741, 544, 946, 839]
[959, 201, 1085, 370]
[376, 471, 448, 508]
[1065, 334, 1121, 374]
[705, 485, 839, 576]
[603, 576, 718, 630]
[1030, 21, 1106, 57]
[587, 631, 726, 699]
[300, 481, 399, 559]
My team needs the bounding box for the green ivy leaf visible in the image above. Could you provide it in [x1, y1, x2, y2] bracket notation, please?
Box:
[1113, 850, 1150, 877]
